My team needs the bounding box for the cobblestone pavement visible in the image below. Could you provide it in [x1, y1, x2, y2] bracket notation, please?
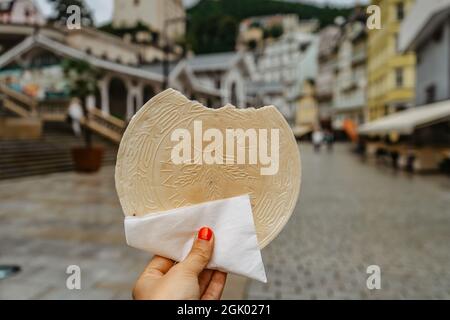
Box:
[0, 160, 245, 300]
[0, 168, 143, 299]
[247, 143, 450, 299]
[1, 143, 449, 300]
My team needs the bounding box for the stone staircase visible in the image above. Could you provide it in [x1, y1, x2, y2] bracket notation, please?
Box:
[0, 122, 118, 180]
[0, 85, 123, 180]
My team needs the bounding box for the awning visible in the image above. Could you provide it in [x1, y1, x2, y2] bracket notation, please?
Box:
[359, 100, 450, 135]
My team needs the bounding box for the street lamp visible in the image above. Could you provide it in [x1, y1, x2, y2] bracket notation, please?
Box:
[162, 16, 187, 89]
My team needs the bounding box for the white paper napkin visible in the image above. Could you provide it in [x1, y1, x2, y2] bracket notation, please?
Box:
[124, 194, 267, 283]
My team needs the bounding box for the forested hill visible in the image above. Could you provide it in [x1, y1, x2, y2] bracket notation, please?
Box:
[186, 0, 353, 54]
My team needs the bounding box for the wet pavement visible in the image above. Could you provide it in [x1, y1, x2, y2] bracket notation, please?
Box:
[0, 159, 246, 300]
[0, 167, 142, 299]
[248, 143, 450, 299]
[0, 143, 449, 299]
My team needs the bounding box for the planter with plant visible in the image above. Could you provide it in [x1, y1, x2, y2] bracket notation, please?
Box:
[63, 58, 104, 173]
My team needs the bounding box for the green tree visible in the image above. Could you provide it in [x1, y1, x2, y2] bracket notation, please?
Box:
[188, 14, 238, 54]
[62, 59, 101, 147]
[62, 59, 99, 100]
[49, 0, 94, 27]
[187, 0, 353, 54]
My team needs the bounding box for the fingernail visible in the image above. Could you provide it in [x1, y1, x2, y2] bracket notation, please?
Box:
[198, 227, 213, 241]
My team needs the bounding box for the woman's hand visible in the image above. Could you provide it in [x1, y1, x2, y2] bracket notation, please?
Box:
[133, 227, 227, 300]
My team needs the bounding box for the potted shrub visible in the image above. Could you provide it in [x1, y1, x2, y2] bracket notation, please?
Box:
[63, 58, 104, 173]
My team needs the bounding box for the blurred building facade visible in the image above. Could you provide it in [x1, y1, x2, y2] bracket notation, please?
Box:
[332, 9, 367, 131]
[67, 27, 143, 66]
[250, 29, 318, 122]
[112, 0, 185, 42]
[0, 21, 223, 132]
[0, 34, 223, 114]
[399, 0, 450, 106]
[0, 0, 44, 25]
[359, 0, 450, 173]
[295, 79, 319, 131]
[316, 25, 341, 122]
[66, 27, 181, 65]
[236, 14, 318, 52]
[366, 0, 416, 121]
[184, 51, 254, 108]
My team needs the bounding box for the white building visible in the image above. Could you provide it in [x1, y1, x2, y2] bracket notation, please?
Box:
[316, 25, 341, 120]
[0, 0, 45, 25]
[0, 32, 221, 121]
[0, 10, 251, 123]
[399, 0, 450, 106]
[0, 27, 251, 121]
[237, 14, 318, 52]
[112, 0, 185, 42]
[66, 28, 142, 66]
[185, 52, 254, 108]
[333, 13, 367, 130]
[252, 31, 318, 121]
[66, 27, 180, 65]
[246, 81, 284, 112]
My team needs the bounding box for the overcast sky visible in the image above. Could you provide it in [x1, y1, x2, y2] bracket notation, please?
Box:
[35, 0, 367, 26]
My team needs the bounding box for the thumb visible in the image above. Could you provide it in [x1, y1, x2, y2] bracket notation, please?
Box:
[180, 227, 214, 276]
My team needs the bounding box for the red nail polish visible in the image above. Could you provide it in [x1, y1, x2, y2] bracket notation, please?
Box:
[198, 227, 213, 241]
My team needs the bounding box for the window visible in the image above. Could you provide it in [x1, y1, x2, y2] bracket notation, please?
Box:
[299, 43, 309, 53]
[395, 68, 403, 88]
[433, 27, 443, 43]
[396, 3, 404, 21]
[230, 83, 238, 106]
[215, 78, 221, 89]
[394, 34, 399, 53]
[426, 85, 436, 104]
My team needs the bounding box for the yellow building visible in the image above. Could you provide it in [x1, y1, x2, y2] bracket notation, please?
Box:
[367, 0, 416, 121]
[293, 80, 319, 137]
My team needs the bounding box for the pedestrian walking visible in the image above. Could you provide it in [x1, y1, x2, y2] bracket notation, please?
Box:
[67, 97, 83, 137]
[312, 129, 324, 153]
[325, 130, 334, 152]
